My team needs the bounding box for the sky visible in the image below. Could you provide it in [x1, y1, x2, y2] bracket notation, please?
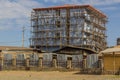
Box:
[0, 0, 120, 47]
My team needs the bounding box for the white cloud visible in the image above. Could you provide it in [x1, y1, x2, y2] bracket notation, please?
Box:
[43, 0, 120, 6]
[85, 0, 120, 6]
[0, 0, 43, 30]
[0, 0, 120, 31]
[44, 0, 66, 3]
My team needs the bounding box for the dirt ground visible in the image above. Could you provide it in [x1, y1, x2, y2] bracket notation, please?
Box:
[0, 71, 120, 80]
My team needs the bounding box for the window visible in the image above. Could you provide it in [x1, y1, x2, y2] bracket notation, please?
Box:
[67, 57, 72, 60]
[55, 32, 60, 39]
[55, 21, 61, 28]
[56, 10, 60, 16]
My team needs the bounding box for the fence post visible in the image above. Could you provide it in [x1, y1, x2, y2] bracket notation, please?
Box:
[67, 57, 72, 69]
[52, 55, 57, 68]
[12, 55, 16, 68]
[83, 54, 87, 69]
[38, 57, 43, 68]
[26, 56, 30, 68]
[0, 56, 3, 70]
[98, 55, 103, 69]
[52, 58, 57, 68]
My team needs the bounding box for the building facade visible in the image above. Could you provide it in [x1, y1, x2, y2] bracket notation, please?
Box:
[30, 4, 107, 52]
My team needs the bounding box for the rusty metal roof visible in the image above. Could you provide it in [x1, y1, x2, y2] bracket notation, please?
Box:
[33, 4, 107, 18]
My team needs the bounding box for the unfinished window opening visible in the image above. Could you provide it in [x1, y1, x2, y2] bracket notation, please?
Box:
[52, 55, 57, 59]
[56, 9, 60, 16]
[55, 21, 61, 28]
[67, 57, 72, 60]
[55, 32, 60, 39]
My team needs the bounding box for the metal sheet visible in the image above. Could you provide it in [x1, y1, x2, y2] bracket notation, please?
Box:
[86, 54, 99, 68]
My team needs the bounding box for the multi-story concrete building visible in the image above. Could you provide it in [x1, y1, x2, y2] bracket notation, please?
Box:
[30, 4, 107, 53]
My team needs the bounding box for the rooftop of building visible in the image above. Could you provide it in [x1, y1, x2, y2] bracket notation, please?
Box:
[53, 45, 97, 54]
[100, 45, 120, 54]
[0, 46, 33, 51]
[33, 4, 107, 18]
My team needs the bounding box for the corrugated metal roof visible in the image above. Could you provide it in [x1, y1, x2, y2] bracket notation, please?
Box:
[53, 45, 97, 54]
[33, 4, 107, 18]
[100, 47, 120, 54]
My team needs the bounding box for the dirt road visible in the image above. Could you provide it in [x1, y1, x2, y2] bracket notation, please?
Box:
[0, 71, 120, 80]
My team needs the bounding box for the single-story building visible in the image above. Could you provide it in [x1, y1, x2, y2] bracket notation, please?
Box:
[53, 46, 101, 71]
[101, 46, 120, 74]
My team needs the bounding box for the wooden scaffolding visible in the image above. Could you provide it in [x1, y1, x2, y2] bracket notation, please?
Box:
[30, 4, 107, 53]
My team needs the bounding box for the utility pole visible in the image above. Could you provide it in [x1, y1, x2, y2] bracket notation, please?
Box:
[22, 26, 25, 47]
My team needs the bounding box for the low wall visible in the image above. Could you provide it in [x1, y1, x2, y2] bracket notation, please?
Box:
[0, 53, 102, 74]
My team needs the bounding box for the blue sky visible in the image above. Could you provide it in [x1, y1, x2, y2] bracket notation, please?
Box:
[0, 0, 120, 47]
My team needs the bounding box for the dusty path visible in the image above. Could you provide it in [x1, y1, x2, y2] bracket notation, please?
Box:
[0, 71, 120, 80]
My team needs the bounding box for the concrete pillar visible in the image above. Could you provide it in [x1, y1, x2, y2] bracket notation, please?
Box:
[38, 57, 43, 68]
[98, 54, 104, 74]
[52, 55, 57, 68]
[26, 56, 30, 67]
[12, 55, 16, 67]
[99, 59, 103, 73]
[52, 59, 57, 68]
[83, 54, 87, 69]
[0, 56, 3, 70]
[67, 59, 72, 69]
[98, 56, 103, 69]
[67, 57, 72, 69]
[83, 59, 87, 69]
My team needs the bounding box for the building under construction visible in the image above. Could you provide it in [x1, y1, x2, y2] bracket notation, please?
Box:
[30, 4, 107, 53]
